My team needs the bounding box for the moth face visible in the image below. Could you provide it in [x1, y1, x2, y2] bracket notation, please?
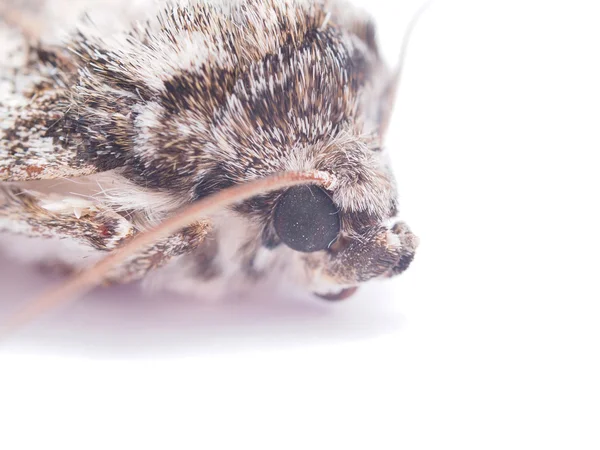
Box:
[243, 141, 419, 300]
[266, 186, 418, 300]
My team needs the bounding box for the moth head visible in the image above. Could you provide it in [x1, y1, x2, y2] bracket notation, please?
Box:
[269, 183, 418, 301]
[246, 137, 418, 301]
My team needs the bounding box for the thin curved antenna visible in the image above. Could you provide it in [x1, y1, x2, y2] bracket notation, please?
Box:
[0, 170, 334, 339]
[380, 0, 434, 137]
[395, 0, 434, 91]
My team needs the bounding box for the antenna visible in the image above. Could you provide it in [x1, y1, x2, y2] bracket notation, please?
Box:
[0, 171, 334, 340]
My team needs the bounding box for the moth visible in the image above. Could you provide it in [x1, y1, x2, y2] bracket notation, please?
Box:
[0, 0, 419, 312]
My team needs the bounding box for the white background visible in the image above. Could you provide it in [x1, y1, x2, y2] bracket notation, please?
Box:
[1, 0, 599, 448]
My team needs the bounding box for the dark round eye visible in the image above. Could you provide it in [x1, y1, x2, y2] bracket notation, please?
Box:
[273, 185, 340, 253]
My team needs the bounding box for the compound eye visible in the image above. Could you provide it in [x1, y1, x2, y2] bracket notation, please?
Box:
[273, 185, 341, 253]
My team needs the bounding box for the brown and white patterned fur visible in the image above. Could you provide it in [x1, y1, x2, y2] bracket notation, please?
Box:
[0, 0, 418, 299]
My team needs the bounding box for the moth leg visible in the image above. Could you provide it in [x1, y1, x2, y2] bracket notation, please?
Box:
[0, 186, 134, 251]
[0, 186, 211, 283]
[103, 223, 212, 285]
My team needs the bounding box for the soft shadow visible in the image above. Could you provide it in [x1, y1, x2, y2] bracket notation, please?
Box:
[0, 259, 406, 358]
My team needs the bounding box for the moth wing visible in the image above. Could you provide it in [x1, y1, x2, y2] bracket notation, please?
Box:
[1, 5, 116, 182]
